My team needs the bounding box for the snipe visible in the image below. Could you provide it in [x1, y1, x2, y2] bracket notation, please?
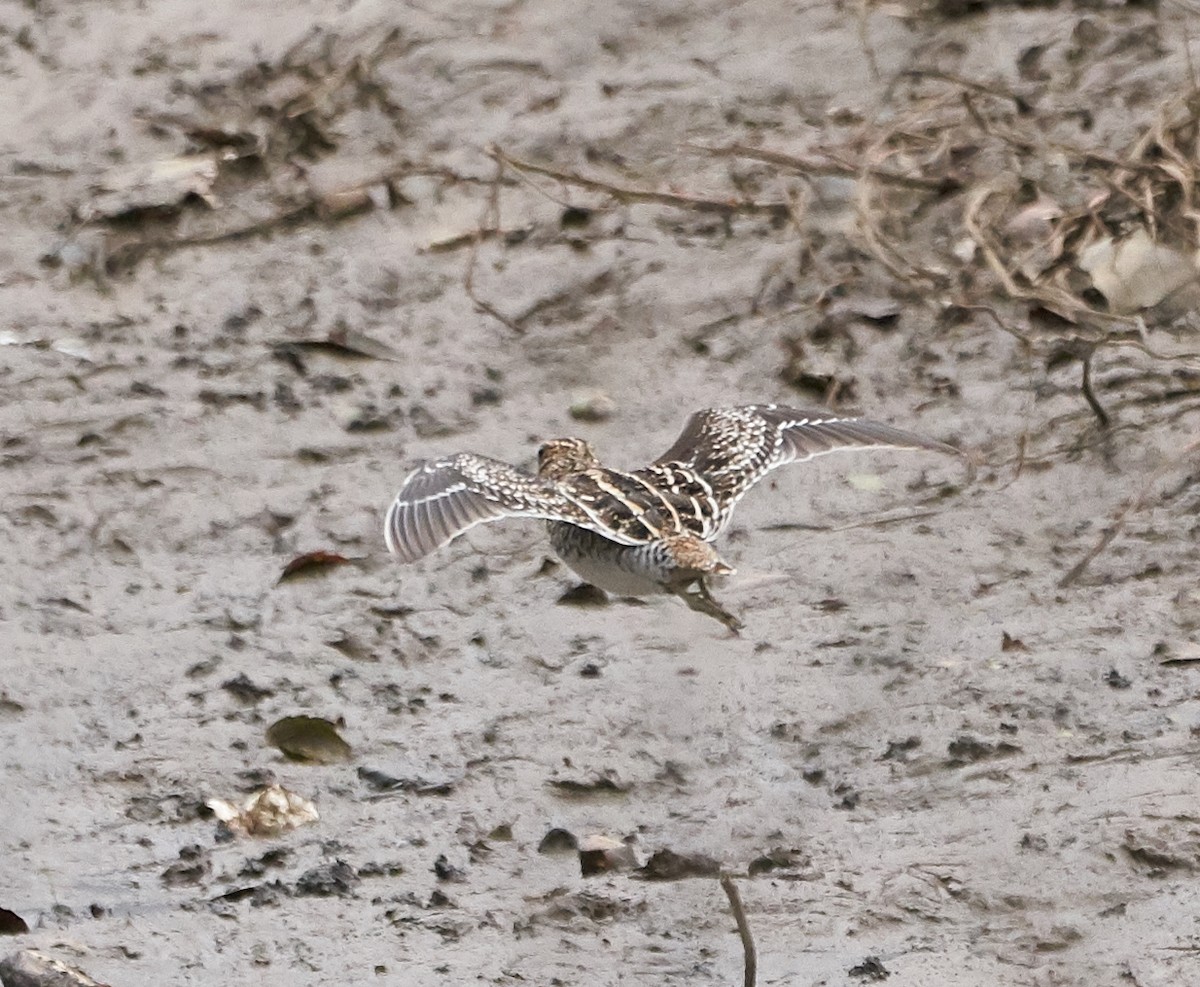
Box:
[384, 404, 959, 631]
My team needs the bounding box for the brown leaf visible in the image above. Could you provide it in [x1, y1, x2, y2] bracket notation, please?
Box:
[537, 827, 579, 854]
[278, 550, 351, 583]
[266, 715, 353, 764]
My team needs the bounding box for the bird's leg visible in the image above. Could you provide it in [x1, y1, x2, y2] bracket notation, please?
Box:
[672, 578, 744, 634]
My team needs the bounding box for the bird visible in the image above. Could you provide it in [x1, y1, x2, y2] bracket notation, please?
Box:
[383, 404, 959, 632]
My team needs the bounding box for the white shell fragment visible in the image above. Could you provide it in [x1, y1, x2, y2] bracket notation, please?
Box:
[207, 784, 319, 838]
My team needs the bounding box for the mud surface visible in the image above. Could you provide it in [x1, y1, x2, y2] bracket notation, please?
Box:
[3, 2, 1200, 985]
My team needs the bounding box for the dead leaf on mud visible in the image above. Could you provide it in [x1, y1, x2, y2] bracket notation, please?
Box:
[579, 834, 639, 876]
[308, 164, 410, 221]
[284, 324, 402, 362]
[636, 848, 722, 881]
[0, 692, 26, 718]
[277, 550, 352, 583]
[78, 153, 224, 222]
[0, 907, 29, 935]
[0, 950, 112, 987]
[555, 583, 609, 607]
[208, 881, 289, 912]
[537, 827, 579, 854]
[1077, 229, 1199, 314]
[208, 784, 320, 838]
[266, 715, 352, 763]
[1158, 640, 1200, 666]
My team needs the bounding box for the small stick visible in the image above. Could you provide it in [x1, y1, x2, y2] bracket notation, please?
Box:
[691, 143, 952, 192]
[1059, 436, 1200, 588]
[488, 145, 786, 217]
[464, 155, 524, 333]
[855, 0, 881, 82]
[720, 874, 757, 987]
[1080, 351, 1110, 427]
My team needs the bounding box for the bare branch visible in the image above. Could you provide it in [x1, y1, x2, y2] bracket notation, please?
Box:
[488, 145, 787, 217]
[1059, 435, 1200, 587]
[720, 874, 757, 987]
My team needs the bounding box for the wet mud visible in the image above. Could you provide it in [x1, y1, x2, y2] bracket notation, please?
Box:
[2, 2, 1199, 985]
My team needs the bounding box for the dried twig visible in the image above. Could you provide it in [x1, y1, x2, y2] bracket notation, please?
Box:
[1102, 334, 1200, 368]
[1059, 435, 1200, 587]
[488, 145, 787, 217]
[856, 0, 880, 83]
[692, 142, 954, 192]
[720, 874, 757, 987]
[854, 172, 948, 288]
[963, 180, 1122, 326]
[902, 68, 1032, 112]
[464, 155, 523, 333]
[1080, 350, 1110, 427]
[97, 160, 485, 271]
[103, 201, 317, 270]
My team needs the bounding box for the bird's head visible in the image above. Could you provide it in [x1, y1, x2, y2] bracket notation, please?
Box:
[537, 437, 600, 479]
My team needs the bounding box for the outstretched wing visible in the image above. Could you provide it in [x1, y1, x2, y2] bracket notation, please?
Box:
[384, 453, 595, 563]
[654, 404, 958, 518]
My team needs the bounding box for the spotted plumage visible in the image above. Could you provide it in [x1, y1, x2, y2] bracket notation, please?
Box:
[384, 404, 959, 631]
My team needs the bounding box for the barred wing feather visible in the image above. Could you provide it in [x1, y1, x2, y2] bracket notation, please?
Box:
[384, 454, 591, 563]
[655, 404, 958, 512]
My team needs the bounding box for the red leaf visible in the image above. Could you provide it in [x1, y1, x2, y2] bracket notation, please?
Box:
[278, 550, 351, 583]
